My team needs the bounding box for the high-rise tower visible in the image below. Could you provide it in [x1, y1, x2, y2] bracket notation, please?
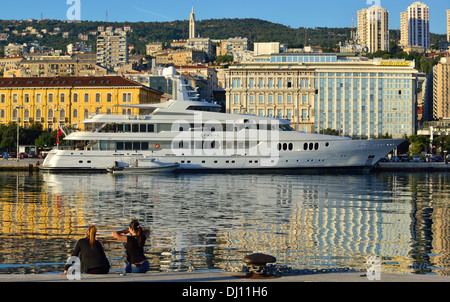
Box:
[447, 9, 450, 42]
[401, 2, 430, 50]
[357, 5, 389, 53]
[189, 7, 196, 39]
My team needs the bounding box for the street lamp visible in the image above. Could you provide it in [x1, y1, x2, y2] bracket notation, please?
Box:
[15, 106, 23, 162]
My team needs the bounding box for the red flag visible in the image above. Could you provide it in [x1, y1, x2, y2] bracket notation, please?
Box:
[57, 126, 63, 146]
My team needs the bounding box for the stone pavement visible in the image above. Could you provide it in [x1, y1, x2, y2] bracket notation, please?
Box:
[1, 270, 449, 282]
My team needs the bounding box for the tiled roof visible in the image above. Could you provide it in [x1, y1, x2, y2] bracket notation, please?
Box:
[0, 76, 162, 94]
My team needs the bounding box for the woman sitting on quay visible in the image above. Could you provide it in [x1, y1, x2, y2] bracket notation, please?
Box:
[112, 220, 150, 273]
[63, 225, 110, 275]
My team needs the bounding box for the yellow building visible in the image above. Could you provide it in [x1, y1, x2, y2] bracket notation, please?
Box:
[0, 76, 163, 130]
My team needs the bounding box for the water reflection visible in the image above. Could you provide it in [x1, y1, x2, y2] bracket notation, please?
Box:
[0, 171, 450, 275]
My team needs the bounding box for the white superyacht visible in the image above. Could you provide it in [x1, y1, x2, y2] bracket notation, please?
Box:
[41, 68, 402, 172]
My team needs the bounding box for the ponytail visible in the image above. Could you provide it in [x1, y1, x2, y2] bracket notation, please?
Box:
[86, 225, 97, 249]
[129, 220, 144, 247]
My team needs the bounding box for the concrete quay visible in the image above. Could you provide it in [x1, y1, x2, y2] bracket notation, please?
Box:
[0, 158, 42, 171]
[0, 270, 450, 282]
[374, 161, 450, 172]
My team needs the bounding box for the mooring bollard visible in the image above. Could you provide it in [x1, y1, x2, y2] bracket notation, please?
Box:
[243, 253, 277, 279]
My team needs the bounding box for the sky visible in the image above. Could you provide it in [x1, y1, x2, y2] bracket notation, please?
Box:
[0, 0, 448, 34]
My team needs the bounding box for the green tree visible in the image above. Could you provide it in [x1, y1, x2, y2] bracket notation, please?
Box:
[408, 135, 430, 155]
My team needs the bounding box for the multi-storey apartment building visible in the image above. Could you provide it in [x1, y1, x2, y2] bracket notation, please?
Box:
[401, 2, 430, 51]
[432, 57, 450, 120]
[0, 76, 162, 131]
[447, 9, 450, 43]
[96, 32, 129, 70]
[357, 5, 390, 53]
[225, 53, 418, 138]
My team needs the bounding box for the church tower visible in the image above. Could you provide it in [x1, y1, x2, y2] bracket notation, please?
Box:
[189, 6, 196, 39]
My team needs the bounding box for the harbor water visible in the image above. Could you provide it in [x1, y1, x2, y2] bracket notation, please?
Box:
[0, 170, 449, 276]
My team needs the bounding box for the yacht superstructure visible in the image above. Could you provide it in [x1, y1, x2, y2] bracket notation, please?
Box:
[41, 68, 402, 172]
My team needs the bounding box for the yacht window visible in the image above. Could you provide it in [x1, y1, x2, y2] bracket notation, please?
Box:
[142, 142, 149, 150]
[133, 142, 140, 150]
[125, 142, 133, 150]
[279, 124, 295, 131]
[132, 124, 139, 133]
[124, 124, 131, 132]
[186, 106, 221, 112]
[117, 142, 124, 150]
[117, 124, 124, 132]
[140, 124, 147, 132]
[148, 124, 155, 132]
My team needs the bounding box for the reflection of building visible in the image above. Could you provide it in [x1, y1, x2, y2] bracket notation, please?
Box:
[226, 53, 418, 138]
[0, 76, 162, 130]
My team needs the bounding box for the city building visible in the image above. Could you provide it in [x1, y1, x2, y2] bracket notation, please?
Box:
[226, 53, 418, 138]
[447, 9, 450, 42]
[4, 43, 29, 57]
[146, 42, 163, 56]
[0, 76, 162, 130]
[357, 5, 390, 53]
[155, 49, 206, 66]
[186, 7, 213, 60]
[189, 6, 196, 40]
[432, 57, 450, 120]
[216, 37, 250, 59]
[401, 2, 430, 51]
[400, 11, 409, 47]
[96, 32, 129, 70]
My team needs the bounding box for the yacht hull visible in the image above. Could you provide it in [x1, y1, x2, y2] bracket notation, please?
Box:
[40, 139, 402, 173]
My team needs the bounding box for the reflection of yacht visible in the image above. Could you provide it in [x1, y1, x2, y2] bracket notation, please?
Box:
[41, 67, 403, 172]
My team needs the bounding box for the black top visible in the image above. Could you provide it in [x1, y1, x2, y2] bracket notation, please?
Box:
[64, 238, 110, 273]
[125, 235, 147, 264]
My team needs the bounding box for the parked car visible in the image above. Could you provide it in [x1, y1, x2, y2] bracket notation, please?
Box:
[18, 153, 28, 159]
[400, 155, 410, 162]
[413, 156, 421, 162]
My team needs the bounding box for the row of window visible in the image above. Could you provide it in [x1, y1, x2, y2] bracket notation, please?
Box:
[97, 140, 327, 152]
[231, 108, 308, 119]
[232, 78, 311, 89]
[0, 108, 135, 120]
[233, 94, 310, 104]
[0, 92, 134, 104]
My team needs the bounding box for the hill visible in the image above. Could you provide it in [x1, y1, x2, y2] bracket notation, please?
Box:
[0, 18, 447, 55]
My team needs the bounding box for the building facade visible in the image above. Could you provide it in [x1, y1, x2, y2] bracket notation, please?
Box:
[0, 76, 162, 131]
[357, 5, 390, 53]
[96, 32, 129, 70]
[401, 2, 430, 50]
[225, 63, 316, 132]
[432, 57, 450, 120]
[226, 53, 418, 138]
[447, 9, 450, 43]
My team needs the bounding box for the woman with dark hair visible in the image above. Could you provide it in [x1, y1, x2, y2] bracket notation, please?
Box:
[112, 220, 150, 273]
[63, 225, 110, 275]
